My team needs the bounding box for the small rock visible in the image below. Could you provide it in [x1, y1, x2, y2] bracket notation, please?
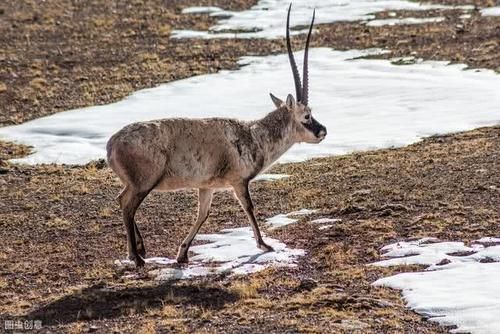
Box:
[378, 209, 394, 217]
[436, 258, 451, 266]
[380, 203, 409, 212]
[339, 205, 366, 214]
[479, 257, 496, 263]
[296, 278, 317, 292]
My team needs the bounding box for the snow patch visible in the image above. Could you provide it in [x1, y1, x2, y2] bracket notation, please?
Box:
[288, 208, 316, 216]
[174, 1, 469, 39]
[476, 237, 500, 244]
[318, 225, 334, 230]
[2, 48, 499, 165]
[116, 227, 305, 280]
[311, 218, 342, 224]
[372, 237, 500, 334]
[181, 6, 224, 14]
[253, 173, 290, 181]
[365, 17, 445, 27]
[266, 209, 316, 229]
[481, 6, 500, 16]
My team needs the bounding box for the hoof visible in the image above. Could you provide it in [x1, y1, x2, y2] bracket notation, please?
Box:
[135, 257, 145, 268]
[176, 254, 189, 264]
[176, 244, 189, 264]
[137, 246, 146, 259]
[258, 243, 274, 253]
[128, 253, 145, 268]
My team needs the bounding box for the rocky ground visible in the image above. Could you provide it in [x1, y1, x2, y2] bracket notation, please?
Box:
[0, 0, 499, 333]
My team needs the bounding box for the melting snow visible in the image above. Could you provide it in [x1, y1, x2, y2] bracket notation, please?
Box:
[372, 237, 500, 334]
[481, 7, 500, 16]
[287, 208, 316, 216]
[181, 6, 224, 14]
[365, 17, 445, 27]
[266, 208, 316, 229]
[116, 227, 305, 280]
[476, 237, 500, 244]
[311, 217, 341, 230]
[116, 209, 318, 280]
[311, 217, 342, 224]
[318, 225, 334, 230]
[253, 173, 290, 181]
[1, 48, 499, 165]
[173, 1, 470, 39]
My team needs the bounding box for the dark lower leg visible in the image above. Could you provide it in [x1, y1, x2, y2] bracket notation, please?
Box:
[134, 223, 146, 258]
[120, 188, 149, 267]
[124, 210, 143, 266]
[233, 183, 274, 252]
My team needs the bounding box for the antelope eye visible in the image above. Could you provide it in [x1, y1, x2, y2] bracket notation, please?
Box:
[305, 114, 310, 120]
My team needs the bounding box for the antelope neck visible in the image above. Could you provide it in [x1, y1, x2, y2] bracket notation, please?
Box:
[251, 108, 296, 168]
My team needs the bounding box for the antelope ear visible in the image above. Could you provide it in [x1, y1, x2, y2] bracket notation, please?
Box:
[285, 94, 296, 109]
[269, 93, 283, 108]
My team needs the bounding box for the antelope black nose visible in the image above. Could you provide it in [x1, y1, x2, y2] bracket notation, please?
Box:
[316, 125, 327, 138]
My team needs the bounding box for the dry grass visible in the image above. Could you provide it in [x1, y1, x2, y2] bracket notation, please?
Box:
[45, 217, 72, 230]
[230, 281, 261, 299]
[0, 124, 497, 333]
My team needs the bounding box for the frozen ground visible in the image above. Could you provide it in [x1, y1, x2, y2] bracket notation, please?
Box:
[373, 238, 500, 334]
[1, 48, 499, 165]
[172, 1, 471, 39]
[116, 226, 306, 280]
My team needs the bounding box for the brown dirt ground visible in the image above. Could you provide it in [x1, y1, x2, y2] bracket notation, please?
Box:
[0, 126, 498, 333]
[0, 0, 500, 333]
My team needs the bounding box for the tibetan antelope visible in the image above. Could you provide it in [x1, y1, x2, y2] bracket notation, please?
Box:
[107, 5, 326, 267]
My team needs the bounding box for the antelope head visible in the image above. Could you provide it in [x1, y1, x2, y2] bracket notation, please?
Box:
[270, 4, 327, 144]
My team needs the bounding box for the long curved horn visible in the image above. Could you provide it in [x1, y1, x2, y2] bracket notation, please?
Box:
[302, 9, 315, 106]
[286, 4, 302, 102]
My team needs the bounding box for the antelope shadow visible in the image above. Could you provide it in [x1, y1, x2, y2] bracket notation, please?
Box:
[24, 281, 238, 326]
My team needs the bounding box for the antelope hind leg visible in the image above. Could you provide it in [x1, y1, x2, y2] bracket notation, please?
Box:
[119, 185, 150, 267]
[134, 223, 146, 259]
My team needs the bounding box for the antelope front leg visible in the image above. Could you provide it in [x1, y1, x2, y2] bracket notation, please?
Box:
[176, 188, 214, 263]
[233, 182, 274, 253]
